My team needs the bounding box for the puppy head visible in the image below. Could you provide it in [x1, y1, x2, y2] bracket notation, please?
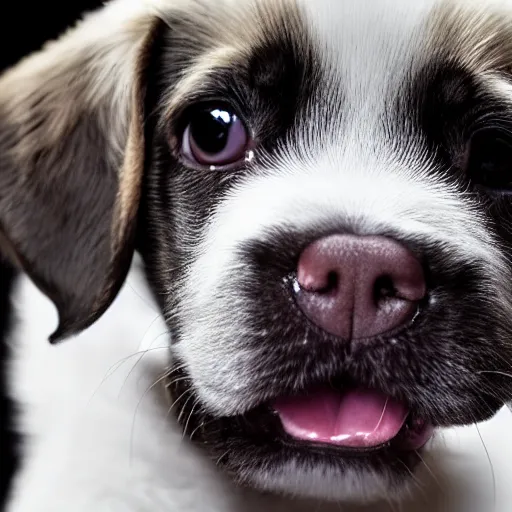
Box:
[4, 0, 512, 504]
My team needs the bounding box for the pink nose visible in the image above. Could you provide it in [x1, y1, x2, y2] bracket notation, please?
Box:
[295, 235, 426, 339]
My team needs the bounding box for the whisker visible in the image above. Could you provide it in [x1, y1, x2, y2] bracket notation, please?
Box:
[164, 388, 194, 422]
[215, 449, 230, 466]
[165, 376, 191, 389]
[126, 281, 159, 313]
[415, 450, 444, 494]
[396, 459, 427, 500]
[129, 373, 168, 464]
[163, 362, 189, 380]
[182, 399, 201, 440]
[87, 346, 168, 406]
[475, 422, 496, 512]
[472, 382, 507, 417]
[163, 364, 191, 386]
[477, 370, 512, 380]
[104, 345, 167, 383]
[188, 418, 217, 442]
[118, 330, 171, 398]
[177, 393, 196, 426]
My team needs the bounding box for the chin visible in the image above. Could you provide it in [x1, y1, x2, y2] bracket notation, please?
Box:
[166, 349, 494, 504]
[168, 373, 436, 503]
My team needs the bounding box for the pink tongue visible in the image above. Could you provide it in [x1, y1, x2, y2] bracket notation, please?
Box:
[273, 387, 408, 448]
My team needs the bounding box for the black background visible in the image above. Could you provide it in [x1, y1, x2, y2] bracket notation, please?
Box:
[0, 1, 102, 506]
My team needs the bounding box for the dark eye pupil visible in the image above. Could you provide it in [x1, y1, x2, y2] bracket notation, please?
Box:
[189, 109, 233, 154]
[466, 131, 512, 191]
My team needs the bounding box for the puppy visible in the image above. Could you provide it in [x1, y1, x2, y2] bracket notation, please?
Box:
[3, 0, 512, 510]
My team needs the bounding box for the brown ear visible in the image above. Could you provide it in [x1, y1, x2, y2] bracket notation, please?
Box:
[0, 4, 158, 342]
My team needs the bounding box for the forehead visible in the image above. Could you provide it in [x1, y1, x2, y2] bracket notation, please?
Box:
[295, 0, 512, 112]
[297, 0, 512, 69]
[298, 0, 434, 94]
[164, 0, 512, 125]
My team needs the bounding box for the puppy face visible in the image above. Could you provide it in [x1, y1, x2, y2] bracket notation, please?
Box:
[4, 0, 512, 504]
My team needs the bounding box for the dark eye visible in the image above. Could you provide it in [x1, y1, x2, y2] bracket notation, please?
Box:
[465, 129, 512, 193]
[181, 106, 249, 168]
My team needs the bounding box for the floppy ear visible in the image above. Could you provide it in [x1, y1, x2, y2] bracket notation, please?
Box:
[0, 2, 159, 342]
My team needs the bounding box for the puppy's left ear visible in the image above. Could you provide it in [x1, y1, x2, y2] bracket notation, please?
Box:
[0, 4, 160, 342]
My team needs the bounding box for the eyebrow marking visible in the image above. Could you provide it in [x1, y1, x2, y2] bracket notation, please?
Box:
[164, 45, 245, 120]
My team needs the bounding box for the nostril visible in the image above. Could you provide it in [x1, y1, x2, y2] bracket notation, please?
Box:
[373, 275, 397, 303]
[323, 271, 339, 294]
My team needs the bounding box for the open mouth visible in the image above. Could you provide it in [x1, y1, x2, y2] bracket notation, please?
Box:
[272, 386, 434, 454]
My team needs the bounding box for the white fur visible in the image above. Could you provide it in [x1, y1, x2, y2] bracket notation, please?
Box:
[5, 0, 512, 509]
[5, 258, 512, 511]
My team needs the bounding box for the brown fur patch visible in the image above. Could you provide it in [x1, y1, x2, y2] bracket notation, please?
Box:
[426, 1, 512, 74]
[0, 4, 160, 341]
[160, 0, 309, 121]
